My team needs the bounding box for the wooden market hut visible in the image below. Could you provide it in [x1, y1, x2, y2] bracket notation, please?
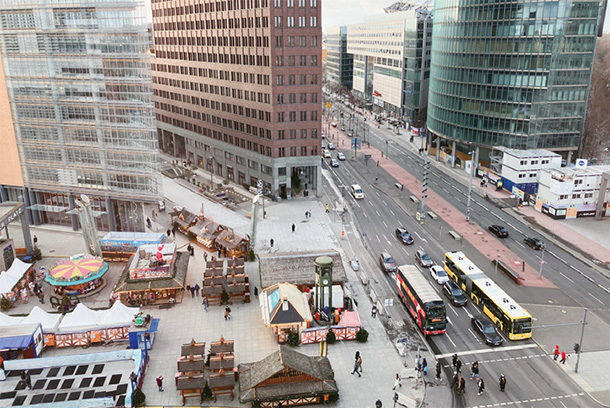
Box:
[238, 345, 338, 406]
[260, 283, 313, 343]
[215, 229, 249, 258]
[114, 251, 189, 305]
[195, 219, 224, 250]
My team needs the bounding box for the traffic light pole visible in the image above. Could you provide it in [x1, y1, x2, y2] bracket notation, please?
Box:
[420, 154, 429, 224]
[575, 308, 587, 373]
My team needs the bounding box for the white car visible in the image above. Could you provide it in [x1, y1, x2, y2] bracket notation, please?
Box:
[337, 152, 346, 161]
[330, 159, 339, 167]
[350, 184, 364, 199]
[328, 143, 335, 150]
[322, 149, 331, 159]
[430, 265, 449, 285]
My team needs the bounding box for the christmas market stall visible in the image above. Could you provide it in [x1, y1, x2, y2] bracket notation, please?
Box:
[100, 231, 167, 262]
[238, 345, 338, 406]
[113, 246, 189, 305]
[260, 283, 313, 343]
[45, 254, 108, 297]
[0, 258, 35, 306]
[20, 306, 62, 347]
[0, 323, 44, 360]
[215, 229, 249, 258]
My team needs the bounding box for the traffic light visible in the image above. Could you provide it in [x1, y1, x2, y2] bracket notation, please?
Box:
[574, 343, 580, 353]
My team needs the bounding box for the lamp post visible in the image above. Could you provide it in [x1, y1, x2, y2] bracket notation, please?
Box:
[538, 244, 546, 279]
[209, 156, 216, 190]
[466, 150, 475, 222]
[385, 140, 389, 159]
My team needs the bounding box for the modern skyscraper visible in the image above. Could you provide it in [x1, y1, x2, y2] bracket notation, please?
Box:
[0, 0, 161, 232]
[152, 0, 322, 198]
[326, 26, 353, 93]
[347, 7, 432, 121]
[428, 0, 606, 162]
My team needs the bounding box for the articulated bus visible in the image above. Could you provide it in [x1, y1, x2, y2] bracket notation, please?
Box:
[444, 251, 532, 340]
[397, 265, 447, 335]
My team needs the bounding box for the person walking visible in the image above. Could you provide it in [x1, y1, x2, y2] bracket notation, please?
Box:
[254, 286, 259, 298]
[156, 375, 164, 392]
[452, 353, 458, 369]
[499, 374, 506, 392]
[456, 359, 462, 375]
[392, 373, 401, 389]
[21, 371, 32, 390]
[166, 228, 171, 238]
[308, 209, 312, 218]
[477, 378, 485, 395]
[357, 354, 363, 372]
[203, 252, 208, 262]
[422, 358, 428, 376]
[146, 218, 152, 229]
[171, 228, 176, 238]
[436, 361, 442, 380]
[351, 360, 361, 377]
[189, 285, 195, 298]
[202, 296, 208, 312]
[291, 223, 295, 233]
[194, 283, 200, 297]
[459, 377, 466, 395]
[451, 371, 459, 390]
[470, 361, 479, 380]
[371, 305, 378, 318]
[224, 306, 232, 320]
[325, 204, 329, 213]
[270, 238, 274, 248]
[560, 350, 567, 364]
[554, 345, 560, 361]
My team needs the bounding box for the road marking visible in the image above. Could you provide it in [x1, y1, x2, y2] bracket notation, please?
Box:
[445, 333, 457, 348]
[382, 199, 387, 206]
[494, 214, 505, 222]
[375, 191, 380, 197]
[559, 272, 574, 283]
[390, 209, 396, 216]
[363, 212, 368, 218]
[436, 344, 538, 359]
[468, 328, 482, 343]
[588, 292, 604, 305]
[517, 242, 525, 249]
[506, 222, 517, 230]
[382, 220, 388, 228]
[375, 210, 381, 217]
[468, 393, 585, 408]
[375, 235, 381, 243]
[597, 284, 610, 294]
[442, 187, 449, 193]
[447, 303, 459, 317]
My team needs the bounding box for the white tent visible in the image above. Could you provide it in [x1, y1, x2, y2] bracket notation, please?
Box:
[98, 302, 138, 328]
[57, 303, 100, 332]
[0, 312, 23, 326]
[21, 306, 62, 333]
[0, 258, 31, 294]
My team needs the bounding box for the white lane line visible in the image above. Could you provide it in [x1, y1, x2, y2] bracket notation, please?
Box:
[517, 242, 525, 249]
[375, 191, 380, 197]
[403, 247, 409, 256]
[382, 200, 388, 206]
[447, 303, 459, 317]
[494, 214, 505, 222]
[468, 328, 482, 343]
[382, 220, 388, 228]
[435, 344, 538, 359]
[597, 283, 610, 294]
[569, 265, 581, 273]
[375, 234, 381, 243]
[445, 333, 457, 348]
[414, 231, 423, 240]
[442, 187, 449, 193]
[390, 209, 396, 216]
[375, 210, 381, 217]
[354, 201, 361, 208]
[506, 222, 517, 230]
[363, 212, 368, 218]
[588, 292, 604, 305]
[559, 272, 575, 283]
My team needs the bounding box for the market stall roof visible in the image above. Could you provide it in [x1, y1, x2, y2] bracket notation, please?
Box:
[0, 312, 24, 326]
[0, 258, 32, 294]
[99, 302, 139, 327]
[215, 229, 247, 250]
[261, 283, 313, 326]
[57, 303, 100, 332]
[114, 251, 189, 293]
[0, 323, 41, 350]
[20, 306, 62, 333]
[101, 231, 165, 247]
[258, 250, 347, 288]
[338, 311, 361, 327]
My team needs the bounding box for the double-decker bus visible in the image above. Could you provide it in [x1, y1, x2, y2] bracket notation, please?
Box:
[444, 251, 532, 340]
[396, 265, 447, 335]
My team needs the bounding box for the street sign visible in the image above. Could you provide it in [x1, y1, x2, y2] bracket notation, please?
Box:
[326, 103, 332, 108]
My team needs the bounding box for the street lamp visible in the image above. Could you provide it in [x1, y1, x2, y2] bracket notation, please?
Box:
[209, 156, 216, 190]
[466, 150, 475, 222]
[538, 244, 546, 279]
[385, 140, 389, 159]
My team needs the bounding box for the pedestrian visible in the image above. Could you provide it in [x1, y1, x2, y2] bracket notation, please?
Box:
[351, 360, 361, 377]
[325, 204, 329, 213]
[392, 373, 401, 389]
[560, 350, 567, 364]
[477, 378, 485, 395]
[270, 238, 274, 248]
[38, 291, 44, 304]
[499, 374, 506, 392]
[254, 286, 259, 298]
[371, 305, 378, 318]
[436, 361, 442, 380]
[202, 296, 208, 312]
[194, 283, 200, 297]
[224, 306, 232, 320]
[204, 252, 208, 262]
[166, 228, 171, 238]
[451, 371, 459, 389]
[291, 223, 295, 233]
[189, 286, 195, 298]
[357, 354, 363, 372]
[308, 209, 311, 218]
[24, 371, 32, 390]
[459, 377, 466, 395]
[452, 353, 458, 368]
[456, 359, 462, 374]
[171, 228, 176, 238]
[156, 375, 164, 392]
[553, 345, 560, 360]
[422, 358, 428, 376]
[33, 235, 38, 247]
[470, 360, 479, 380]
[146, 217, 152, 229]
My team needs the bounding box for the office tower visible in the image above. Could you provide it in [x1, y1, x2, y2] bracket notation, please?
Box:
[428, 0, 606, 162]
[326, 26, 353, 93]
[347, 6, 432, 122]
[0, 0, 161, 232]
[152, 0, 322, 198]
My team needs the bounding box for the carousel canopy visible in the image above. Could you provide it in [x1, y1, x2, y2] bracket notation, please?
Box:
[45, 256, 108, 286]
[0, 258, 32, 294]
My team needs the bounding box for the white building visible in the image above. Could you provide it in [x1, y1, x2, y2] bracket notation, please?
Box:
[535, 165, 610, 219]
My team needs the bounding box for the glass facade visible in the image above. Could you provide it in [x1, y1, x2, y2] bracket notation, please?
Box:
[326, 26, 353, 92]
[0, 0, 161, 204]
[428, 0, 603, 151]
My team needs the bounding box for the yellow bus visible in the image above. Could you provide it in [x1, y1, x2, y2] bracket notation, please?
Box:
[444, 251, 532, 340]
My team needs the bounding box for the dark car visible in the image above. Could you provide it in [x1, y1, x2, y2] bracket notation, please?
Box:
[395, 228, 414, 245]
[442, 281, 468, 307]
[471, 315, 504, 346]
[379, 251, 397, 273]
[414, 250, 433, 268]
[524, 236, 544, 250]
[489, 225, 509, 238]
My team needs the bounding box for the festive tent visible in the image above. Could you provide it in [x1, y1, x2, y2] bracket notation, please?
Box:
[57, 303, 100, 332]
[0, 258, 31, 294]
[20, 306, 62, 333]
[99, 302, 139, 328]
[0, 312, 23, 326]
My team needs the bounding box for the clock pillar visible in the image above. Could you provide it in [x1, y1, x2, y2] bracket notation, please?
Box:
[314, 256, 333, 316]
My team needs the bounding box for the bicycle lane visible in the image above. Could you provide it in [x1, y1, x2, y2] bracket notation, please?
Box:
[334, 128, 556, 289]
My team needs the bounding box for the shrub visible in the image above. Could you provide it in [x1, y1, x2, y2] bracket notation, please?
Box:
[132, 387, 146, 407]
[326, 329, 336, 344]
[0, 297, 11, 311]
[247, 249, 255, 262]
[202, 382, 213, 400]
[220, 289, 230, 305]
[356, 327, 369, 343]
[286, 330, 300, 347]
[187, 231, 196, 241]
[250, 402, 262, 408]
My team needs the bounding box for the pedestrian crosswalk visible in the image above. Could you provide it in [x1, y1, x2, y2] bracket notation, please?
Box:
[442, 353, 548, 369]
[468, 392, 586, 408]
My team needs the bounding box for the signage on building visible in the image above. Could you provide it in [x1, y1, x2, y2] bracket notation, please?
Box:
[575, 159, 588, 168]
[0, 203, 25, 231]
[373, 90, 381, 97]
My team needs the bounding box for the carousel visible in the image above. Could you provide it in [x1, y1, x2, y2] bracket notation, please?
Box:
[45, 254, 108, 297]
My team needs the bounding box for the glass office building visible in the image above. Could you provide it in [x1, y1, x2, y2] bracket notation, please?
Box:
[428, 1, 604, 157]
[0, 0, 161, 232]
[326, 26, 353, 93]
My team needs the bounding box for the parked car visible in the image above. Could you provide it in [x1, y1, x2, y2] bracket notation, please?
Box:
[350, 184, 364, 199]
[337, 152, 346, 161]
[328, 143, 335, 150]
[330, 159, 339, 167]
[489, 224, 509, 238]
[414, 250, 433, 268]
[379, 251, 397, 273]
[395, 228, 414, 245]
[443, 281, 468, 307]
[430, 265, 449, 285]
[471, 315, 504, 346]
[331, 122, 337, 128]
[524, 236, 544, 250]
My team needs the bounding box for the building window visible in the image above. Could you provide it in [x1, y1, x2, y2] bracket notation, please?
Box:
[574, 179, 583, 185]
[584, 193, 593, 198]
[520, 160, 527, 165]
[310, 0, 317, 6]
[278, 130, 285, 140]
[559, 195, 568, 200]
[279, 147, 285, 157]
[311, 111, 317, 121]
[287, 0, 293, 6]
[531, 160, 538, 165]
[287, 16, 294, 27]
[572, 194, 581, 199]
[278, 167, 287, 176]
[311, 55, 318, 65]
[311, 36, 318, 46]
[290, 146, 297, 156]
[261, 165, 272, 175]
[311, 128, 318, 138]
[310, 16, 317, 27]
[274, 16, 282, 27]
[274, 0, 282, 7]
[299, 0, 305, 7]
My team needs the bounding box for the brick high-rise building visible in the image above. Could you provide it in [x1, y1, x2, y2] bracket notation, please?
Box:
[152, 0, 322, 198]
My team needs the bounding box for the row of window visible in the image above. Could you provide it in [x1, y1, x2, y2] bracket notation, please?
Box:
[273, 15, 317, 28]
[154, 78, 271, 104]
[155, 49, 271, 67]
[153, 15, 268, 32]
[274, 74, 319, 85]
[151, 0, 269, 11]
[558, 193, 594, 200]
[274, 0, 318, 7]
[154, 34, 269, 48]
[276, 92, 318, 104]
[154, 64, 270, 86]
[276, 111, 318, 122]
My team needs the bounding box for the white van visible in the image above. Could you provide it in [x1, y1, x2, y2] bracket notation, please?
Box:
[350, 184, 364, 199]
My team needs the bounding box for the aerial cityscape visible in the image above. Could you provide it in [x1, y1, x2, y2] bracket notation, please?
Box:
[0, 0, 608, 407]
